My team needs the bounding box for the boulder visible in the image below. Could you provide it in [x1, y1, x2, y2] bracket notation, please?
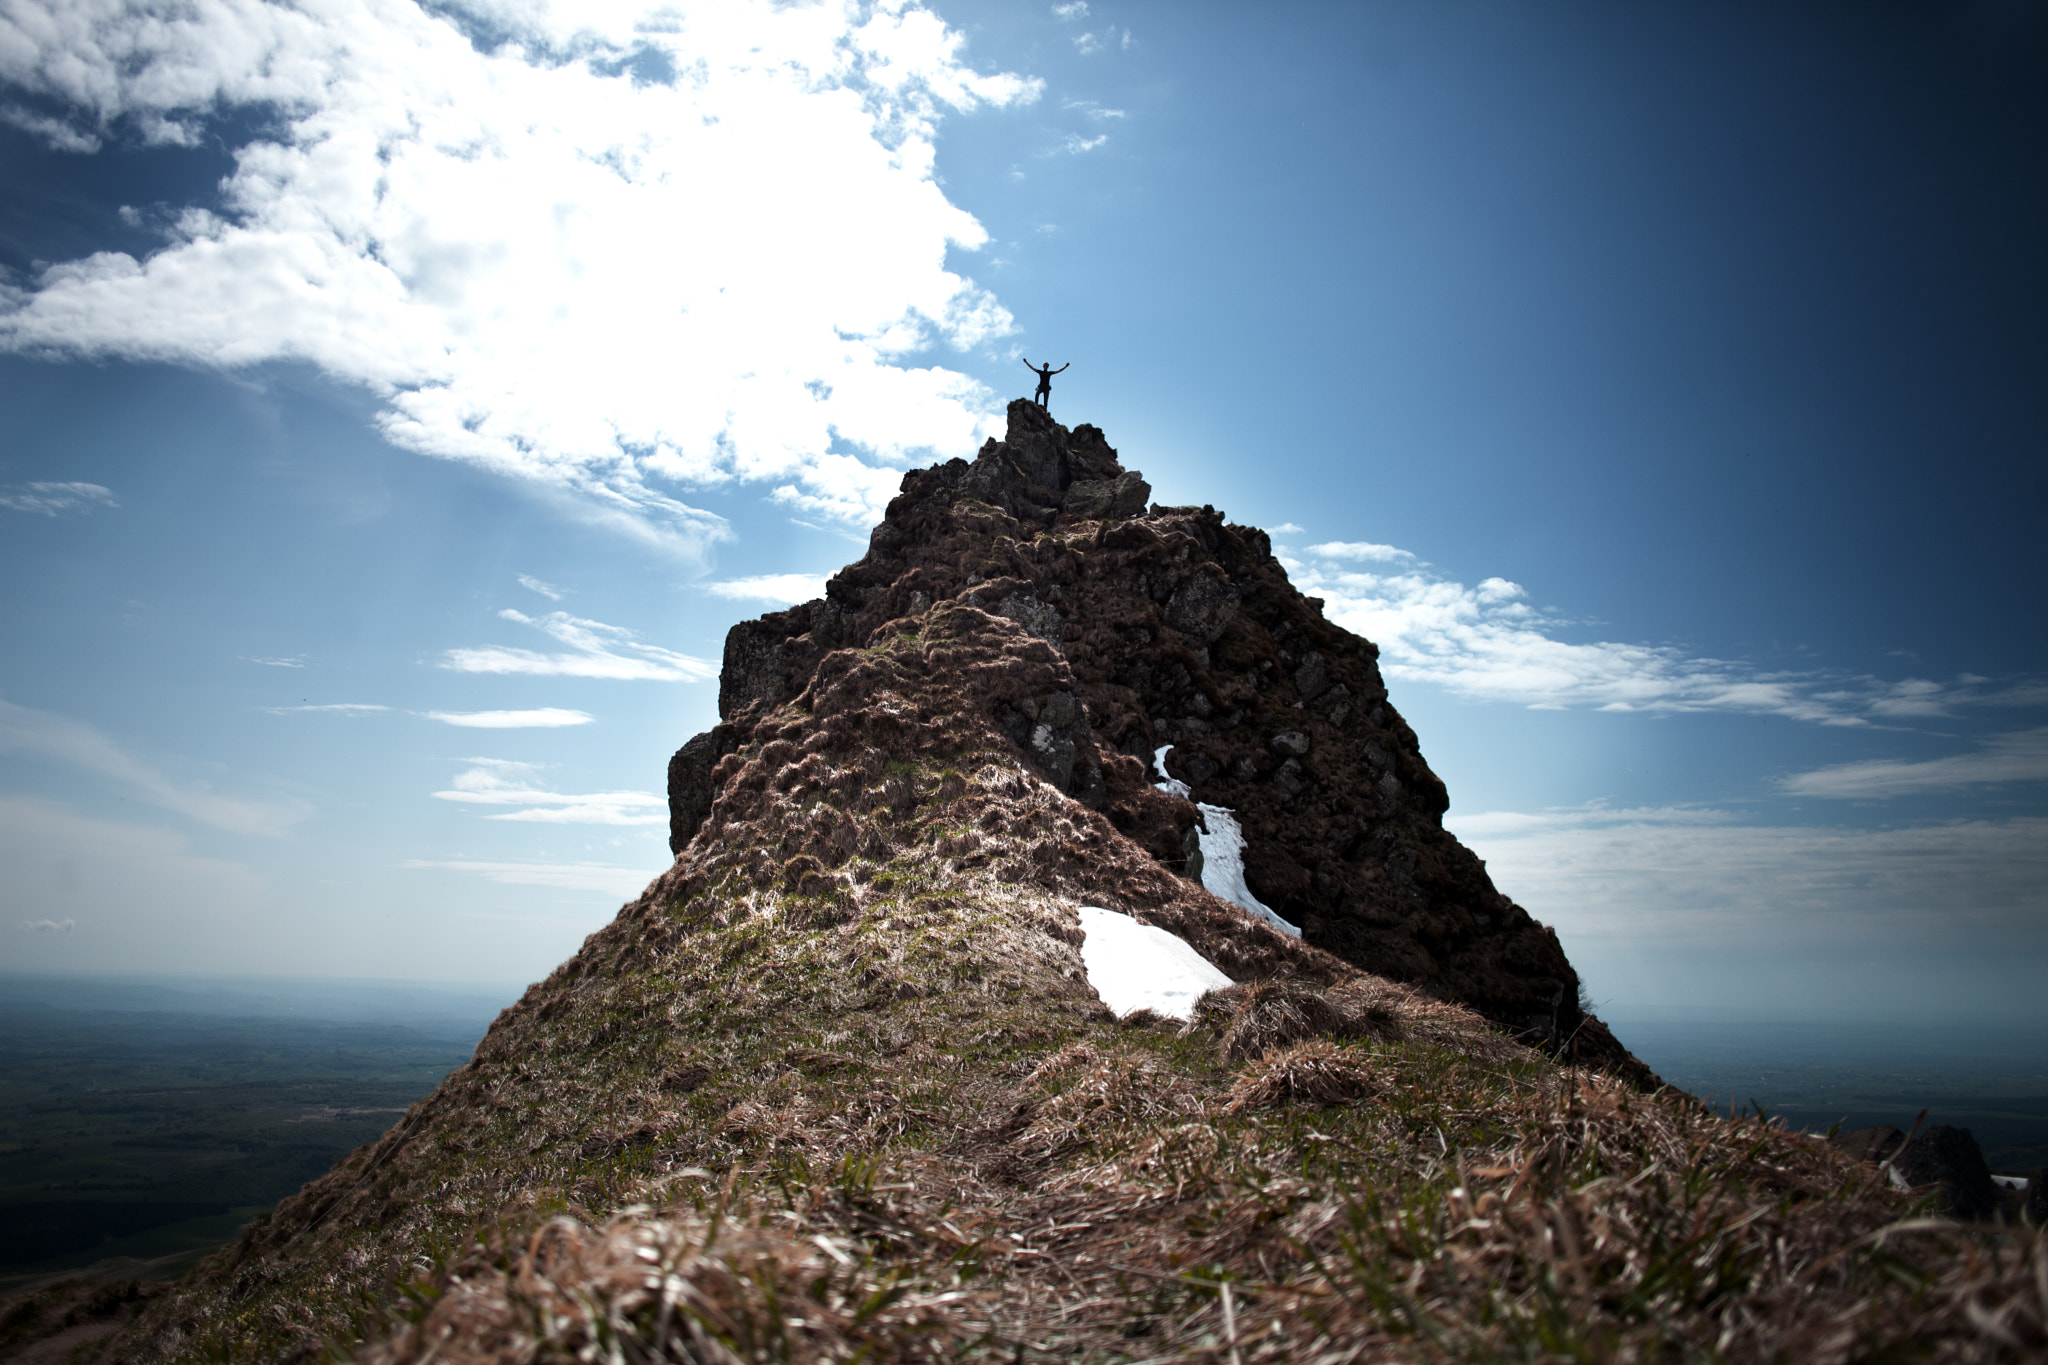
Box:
[1162, 563, 1240, 644]
[1888, 1124, 2001, 1221]
[1063, 471, 1151, 521]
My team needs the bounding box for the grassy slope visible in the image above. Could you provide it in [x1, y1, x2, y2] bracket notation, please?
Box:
[103, 604, 2044, 1365]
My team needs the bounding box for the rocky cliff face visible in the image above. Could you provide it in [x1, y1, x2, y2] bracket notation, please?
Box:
[670, 399, 1649, 1081]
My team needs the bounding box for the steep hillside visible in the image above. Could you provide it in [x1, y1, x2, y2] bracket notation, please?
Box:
[95, 407, 2042, 1364]
[675, 401, 1642, 1075]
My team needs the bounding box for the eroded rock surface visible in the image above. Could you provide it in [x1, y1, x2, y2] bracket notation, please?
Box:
[670, 399, 1653, 1083]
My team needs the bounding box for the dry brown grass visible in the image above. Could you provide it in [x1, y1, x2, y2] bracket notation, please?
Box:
[1225, 1038, 1381, 1112]
[359, 1207, 964, 1365]
[93, 611, 2048, 1364]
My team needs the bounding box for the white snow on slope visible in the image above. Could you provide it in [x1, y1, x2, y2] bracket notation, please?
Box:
[1154, 747, 1303, 936]
[1077, 906, 1233, 1021]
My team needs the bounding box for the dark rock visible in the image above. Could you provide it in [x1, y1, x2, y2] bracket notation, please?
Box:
[1271, 730, 1311, 757]
[1828, 1125, 1906, 1165]
[664, 404, 1657, 1084]
[1889, 1125, 2001, 1221]
[1064, 470, 1151, 520]
[1162, 563, 1239, 644]
[666, 728, 728, 856]
[2025, 1169, 2047, 1226]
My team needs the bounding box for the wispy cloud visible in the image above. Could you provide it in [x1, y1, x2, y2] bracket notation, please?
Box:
[1063, 99, 1125, 120]
[0, 697, 305, 836]
[439, 610, 714, 682]
[704, 573, 829, 606]
[403, 860, 658, 896]
[0, 1, 1042, 546]
[1305, 540, 1414, 563]
[243, 655, 307, 668]
[264, 703, 389, 715]
[430, 759, 666, 826]
[1284, 542, 2046, 726]
[1780, 727, 2048, 798]
[1269, 523, 1304, 535]
[1451, 805, 2048, 1018]
[1062, 133, 1108, 154]
[1052, 2, 1089, 18]
[20, 917, 76, 934]
[1450, 804, 2048, 947]
[423, 708, 594, 729]
[517, 575, 565, 600]
[0, 481, 116, 516]
[1074, 28, 1132, 55]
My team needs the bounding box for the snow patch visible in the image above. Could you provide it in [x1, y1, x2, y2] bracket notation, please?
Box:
[1154, 746, 1303, 937]
[1077, 906, 1233, 1021]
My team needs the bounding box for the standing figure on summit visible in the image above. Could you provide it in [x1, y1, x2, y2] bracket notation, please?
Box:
[1023, 358, 1069, 411]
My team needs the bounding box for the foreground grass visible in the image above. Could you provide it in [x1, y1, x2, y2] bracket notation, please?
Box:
[100, 680, 2048, 1363]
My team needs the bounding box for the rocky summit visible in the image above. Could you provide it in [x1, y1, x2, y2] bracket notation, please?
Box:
[672, 399, 1648, 1080]
[92, 405, 2042, 1364]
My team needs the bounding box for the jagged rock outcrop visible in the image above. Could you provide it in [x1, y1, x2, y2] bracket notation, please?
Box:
[670, 400, 1650, 1081]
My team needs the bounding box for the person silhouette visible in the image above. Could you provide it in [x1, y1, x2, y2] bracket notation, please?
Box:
[1023, 358, 1069, 410]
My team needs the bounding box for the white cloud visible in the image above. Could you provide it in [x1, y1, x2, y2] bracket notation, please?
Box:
[1284, 543, 2048, 726]
[1073, 27, 1131, 54]
[704, 573, 830, 606]
[1061, 133, 1107, 153]
[517, 575, 565, 600]
[0, 104, 100, 151]
[423, 708, 594, 729]
[1269, 523, 1304, 535]
[0, 481, 116, 515]
[439, 609, 715, 682]
[243, 654, 307, 668]
[1052, 2, 1089, 18]
[1305, 539, 1413, 563]
[0, 0, 1043, 544]
[1779, 727, 2048, 799]
[1451, 805, 2048, 949]
[0, 696, 306, 836]
[265, 702, 388, 714]
[431, 759, 666, 825]
[403, 859, 659, 896]
[20, 917, 76, 933]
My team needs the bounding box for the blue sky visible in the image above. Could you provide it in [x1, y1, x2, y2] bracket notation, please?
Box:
[1, 0, 2042, 1024]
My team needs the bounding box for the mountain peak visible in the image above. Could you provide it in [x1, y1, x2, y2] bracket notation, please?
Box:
[104, 413, 2026, 1365]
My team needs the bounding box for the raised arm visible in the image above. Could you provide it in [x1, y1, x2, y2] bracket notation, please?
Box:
[1021, 358, 1036, 371]
[1052, 363, 1070, 374]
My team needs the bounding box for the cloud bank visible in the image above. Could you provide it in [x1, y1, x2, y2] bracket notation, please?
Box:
[1284, 543, 2043, 726]
[1449, 804, 2048, 951]
[1780, 727, 2048, 798]
[0, 0, 1040, 545]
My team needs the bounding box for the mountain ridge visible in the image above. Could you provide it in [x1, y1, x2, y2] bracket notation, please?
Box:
[671, 400, 1650, 1081]
[85, 401, 2043, 1364]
